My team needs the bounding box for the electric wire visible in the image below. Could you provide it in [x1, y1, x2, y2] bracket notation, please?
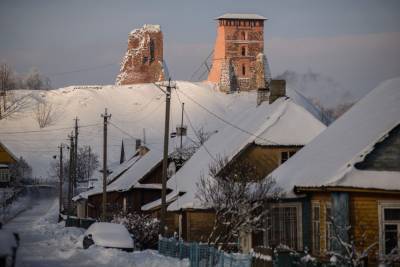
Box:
[176, 88, 280, 146]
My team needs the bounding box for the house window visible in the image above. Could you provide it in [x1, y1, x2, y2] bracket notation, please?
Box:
[281, 151, 296, 164]
[241, 47, 246, 56]
[325, 204, 333, 252]
[0, 168, 10, 182]
[241, 31, 246, 40]
[378, 202, 400, 255]
[267, 203, 303, 250]
[242, 65, 246, 76]
[149, 39, 155, 63]
[312, 203, 320, 254]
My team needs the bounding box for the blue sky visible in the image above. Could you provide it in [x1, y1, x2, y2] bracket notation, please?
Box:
[1, 0, 399, 106]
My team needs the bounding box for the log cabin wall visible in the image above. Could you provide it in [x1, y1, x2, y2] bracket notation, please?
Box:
[310, 191, 400, 266]
[232, 144, 302, 180]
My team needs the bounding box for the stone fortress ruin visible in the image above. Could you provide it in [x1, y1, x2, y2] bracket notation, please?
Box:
[117, 13, 271, 92]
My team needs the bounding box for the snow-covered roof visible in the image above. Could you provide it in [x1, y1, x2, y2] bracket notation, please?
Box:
[143, 96, 325, 211]
[268, 77, 400, 195]
[216, 13, 267, 20]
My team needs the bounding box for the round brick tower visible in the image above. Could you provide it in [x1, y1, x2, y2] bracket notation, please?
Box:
[207, 13, 267, 92]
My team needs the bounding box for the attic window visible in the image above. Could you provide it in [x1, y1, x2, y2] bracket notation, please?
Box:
[281, 151, 296, 164]
[149, 39, 155, 63]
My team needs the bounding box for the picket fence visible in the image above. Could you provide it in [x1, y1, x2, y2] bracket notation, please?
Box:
[158, 237, 252, 267]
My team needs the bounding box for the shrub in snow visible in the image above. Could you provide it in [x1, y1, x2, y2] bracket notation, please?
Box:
[326, 218, 378, 267]
[111, 211, 159, 249]
[196, 156, 279, 249]
[379, 247, 400, 266]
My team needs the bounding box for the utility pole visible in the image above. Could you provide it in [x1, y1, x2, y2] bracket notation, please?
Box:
[101, 108, 111, 221]
[180, 102, 185, 151]
[67, 134, 74, 220]
[74, 117, 79, 188]
[58, 144, 64, 215]
[156, 79, 175, 236]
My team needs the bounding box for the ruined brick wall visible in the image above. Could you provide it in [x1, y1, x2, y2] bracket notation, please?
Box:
[208, 18, 268, 92]
[116, 24, 165, 85]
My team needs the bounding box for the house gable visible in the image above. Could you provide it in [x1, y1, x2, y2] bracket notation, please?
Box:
[0, 142, 17, 164]
[355, 123, 400, 171]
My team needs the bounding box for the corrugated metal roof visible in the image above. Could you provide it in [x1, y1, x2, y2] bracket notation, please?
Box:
[216, 13, 267, 20]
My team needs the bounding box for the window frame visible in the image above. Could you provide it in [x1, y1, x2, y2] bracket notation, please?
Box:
[378, 201, 400, 256]
[0, 168, 10, 182]
[266, 202, 303, 251]
[312, 202, 321, 254]
[325, 203, 333, 252]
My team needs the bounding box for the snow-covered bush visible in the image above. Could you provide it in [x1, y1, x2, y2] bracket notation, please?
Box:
[111, 211, 159, 249]
[326, 219, 377, 267]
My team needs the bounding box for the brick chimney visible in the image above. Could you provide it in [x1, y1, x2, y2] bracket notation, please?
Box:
[269, 80, 286, 104]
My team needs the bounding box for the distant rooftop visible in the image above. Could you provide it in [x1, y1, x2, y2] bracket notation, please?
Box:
[216, 13, 267, 20]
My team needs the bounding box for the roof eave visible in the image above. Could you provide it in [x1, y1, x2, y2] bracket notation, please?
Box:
[294, 185, 400, 195]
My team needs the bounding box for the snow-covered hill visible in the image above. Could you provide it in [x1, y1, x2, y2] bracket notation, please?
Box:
[0, 82, 266, 179]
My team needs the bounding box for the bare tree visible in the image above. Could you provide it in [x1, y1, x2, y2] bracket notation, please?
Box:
[0, 63, 32, 119]
[196, 156, 279, 246]
[34, 100, 54, 128]
[48, 145, 99, 183]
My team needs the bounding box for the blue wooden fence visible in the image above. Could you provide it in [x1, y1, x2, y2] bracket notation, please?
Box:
[158, 237, 252, 267]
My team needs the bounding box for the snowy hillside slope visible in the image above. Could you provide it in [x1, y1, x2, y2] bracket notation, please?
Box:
[0, 82, 263, 178]
[0, 81, 326, 180]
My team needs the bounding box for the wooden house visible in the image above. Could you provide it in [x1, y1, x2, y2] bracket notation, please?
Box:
[267, 78, 400, 265]
[142, 82, 326, 244]
[0, 141, 18, 187]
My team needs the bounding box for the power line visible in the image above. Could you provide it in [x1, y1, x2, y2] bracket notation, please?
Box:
[109, 122, 140, 140]
[176, 88, 280, 146]
[0, 123, 100, 135]
[174, 90, 217, 162]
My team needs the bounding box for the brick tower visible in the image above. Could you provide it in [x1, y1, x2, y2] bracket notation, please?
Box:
[207, 14, 270, 92]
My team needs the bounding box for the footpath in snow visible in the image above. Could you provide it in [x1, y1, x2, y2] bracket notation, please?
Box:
[4, 197, 188, 267]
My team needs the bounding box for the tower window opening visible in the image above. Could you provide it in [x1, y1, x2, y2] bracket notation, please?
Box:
[241, 47, 246, 56]
[149, 39, 155, 62]
[242, 65, 246, 76]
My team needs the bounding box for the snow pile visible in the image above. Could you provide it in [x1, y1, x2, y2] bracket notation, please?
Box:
[12, 198, 188, 266]
[0, 194, 31, 224]
[267, 77, 400, 194]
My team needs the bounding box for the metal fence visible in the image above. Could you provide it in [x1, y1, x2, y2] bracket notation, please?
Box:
[158, 237, 252, 267]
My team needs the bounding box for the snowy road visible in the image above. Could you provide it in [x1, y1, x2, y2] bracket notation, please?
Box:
[4, 197, 188, 267]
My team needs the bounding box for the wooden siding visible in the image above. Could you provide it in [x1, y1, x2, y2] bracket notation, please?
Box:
[0, 143, 17, 164]
[355, 123, 400, 171]
[185, 210, 215, 242]
[232, 144, 302, 180]
[310, 191, 400, 265]
[87, 188, 161, 218]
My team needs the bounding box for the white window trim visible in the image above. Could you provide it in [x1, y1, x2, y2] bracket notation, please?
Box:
[377, 200, 400, 256]
[311, 201, 320, 254]
[325, 203, 332, 253]
[0, 168, 10, 183]
[268, 202, 303, 251]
